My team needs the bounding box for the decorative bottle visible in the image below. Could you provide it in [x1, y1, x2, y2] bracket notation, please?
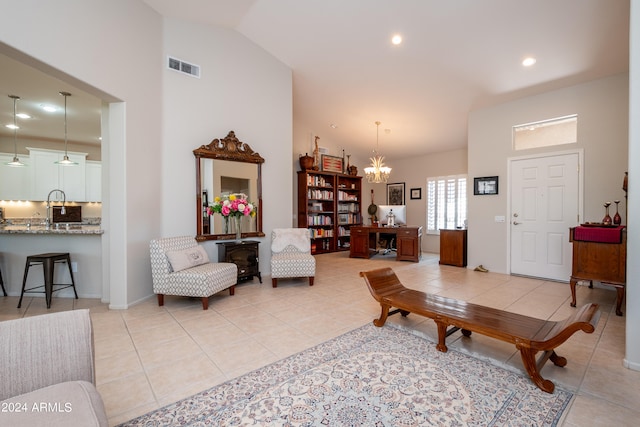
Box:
[602, 202, 612, 225]
[613, 200, 622, 225]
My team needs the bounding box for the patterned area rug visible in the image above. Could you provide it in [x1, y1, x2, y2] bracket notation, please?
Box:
[120, 323, 572, 426]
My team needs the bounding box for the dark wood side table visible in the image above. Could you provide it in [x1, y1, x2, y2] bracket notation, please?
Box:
[217, 240, 262, 283]
[439, 229, 467, 267]
[569, 227, 626, 316]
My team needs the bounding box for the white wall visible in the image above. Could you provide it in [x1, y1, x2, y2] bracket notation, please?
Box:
[624, 0, 640, 370]
[468, 73, 629, 274]
[161, 17, 293, 273]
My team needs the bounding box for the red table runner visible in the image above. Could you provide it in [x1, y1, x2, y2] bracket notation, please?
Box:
[573, 225, 625, 243]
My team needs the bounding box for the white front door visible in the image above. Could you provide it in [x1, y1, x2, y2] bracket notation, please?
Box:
[510, 153, 580, 281]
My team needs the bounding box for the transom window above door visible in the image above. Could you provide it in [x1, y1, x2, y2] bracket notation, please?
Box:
[513, 114, 577, 150]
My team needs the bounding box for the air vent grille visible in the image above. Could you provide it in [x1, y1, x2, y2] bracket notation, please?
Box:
[167, 56, 200, 78]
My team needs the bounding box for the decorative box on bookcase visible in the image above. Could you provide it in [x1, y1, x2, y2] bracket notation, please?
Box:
[297, 170, 362, 255]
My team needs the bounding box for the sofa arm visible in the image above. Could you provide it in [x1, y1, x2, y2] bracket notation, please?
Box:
[0, 309, 95, 401]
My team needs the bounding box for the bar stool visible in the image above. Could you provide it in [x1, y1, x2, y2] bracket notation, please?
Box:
[18, 253, 77, 309]
[0, 267, 7, 296]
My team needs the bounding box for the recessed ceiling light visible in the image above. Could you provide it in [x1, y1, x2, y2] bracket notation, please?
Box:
[5, 124, 18, 129]
[391, 34, 402, 45]
[522, 57, 536, 67]
[40, 104, 57, 112]
[16, 113, 30, 119]
[330, 123, 338, 129]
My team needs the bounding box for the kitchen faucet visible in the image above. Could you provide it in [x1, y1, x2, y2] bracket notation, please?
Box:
[45, 189, 66, 229]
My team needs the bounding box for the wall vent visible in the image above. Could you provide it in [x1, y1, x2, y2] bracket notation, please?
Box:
[167, 56, 201, 78]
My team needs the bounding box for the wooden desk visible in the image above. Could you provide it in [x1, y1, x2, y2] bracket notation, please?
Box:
[569, 227, 626, 316]
[349, 226, 422, 262]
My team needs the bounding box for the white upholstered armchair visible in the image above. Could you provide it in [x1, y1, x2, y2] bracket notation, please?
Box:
[150, 236, 238, 310]
[270, 228, 316, 287]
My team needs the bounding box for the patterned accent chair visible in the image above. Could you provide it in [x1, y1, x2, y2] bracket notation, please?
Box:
[150, 236, 237, 310]
[270, 228, 316, 287]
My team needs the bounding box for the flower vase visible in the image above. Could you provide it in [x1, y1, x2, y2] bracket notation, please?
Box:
[223, 216, 230, 234]
[234, 216, 242, 241]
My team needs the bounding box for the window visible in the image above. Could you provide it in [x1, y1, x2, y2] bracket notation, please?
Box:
[426, 175, 467, 235]
[513, 114, 577, 150]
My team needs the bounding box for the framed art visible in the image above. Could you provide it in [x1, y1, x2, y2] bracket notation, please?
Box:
[321, 154, 343, 173]
[474, 176, 499, 195]
[410, 188, 422, 200]
[387, 182, 405, 205]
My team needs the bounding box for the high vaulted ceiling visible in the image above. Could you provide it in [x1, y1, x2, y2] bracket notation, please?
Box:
[1, 1, 630, 161]
[143, 0, 631, 160]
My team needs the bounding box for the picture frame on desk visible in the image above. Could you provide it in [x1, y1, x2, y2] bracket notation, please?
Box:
[387, 182, 405, 205]
[473, 176, 499, 195]
[321, 155, 343, 173]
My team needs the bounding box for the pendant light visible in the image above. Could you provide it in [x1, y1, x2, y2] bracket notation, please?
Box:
[363, 121, 391, 183]
[55, 91, 78, 166]
[5, 95, 26, 167]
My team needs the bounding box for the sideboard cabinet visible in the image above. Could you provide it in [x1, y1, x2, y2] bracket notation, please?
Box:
[439, 229, 467, 267]
[569, 227, 626, 316]
[298, 170, 362, 255]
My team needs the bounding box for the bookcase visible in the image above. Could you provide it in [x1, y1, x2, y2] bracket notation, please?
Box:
[297, 170, 362, 254]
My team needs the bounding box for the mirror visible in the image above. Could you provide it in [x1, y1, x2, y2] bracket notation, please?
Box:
[195, 131, 264, 241]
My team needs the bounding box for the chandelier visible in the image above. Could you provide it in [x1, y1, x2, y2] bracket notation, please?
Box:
[363, 121, 391, 183]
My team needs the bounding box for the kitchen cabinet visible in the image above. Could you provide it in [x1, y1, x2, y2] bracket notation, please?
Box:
[85, 161, 102, 202]
[0, 153, 31, 200]
[29, 148, 87, 201]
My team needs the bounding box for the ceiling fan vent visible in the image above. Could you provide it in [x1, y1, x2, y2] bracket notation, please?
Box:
[167, 56, 200, 78]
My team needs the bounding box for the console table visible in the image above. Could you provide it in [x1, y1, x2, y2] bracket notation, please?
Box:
[349, 226, 422, 262]
[569, 226, 626, 316]
[217, 240, 262, 283]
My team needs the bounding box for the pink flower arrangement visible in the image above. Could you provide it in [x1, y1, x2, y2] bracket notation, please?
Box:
[207, 194, 256, 218]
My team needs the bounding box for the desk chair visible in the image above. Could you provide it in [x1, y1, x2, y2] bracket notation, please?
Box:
[378, 233, 396, 255]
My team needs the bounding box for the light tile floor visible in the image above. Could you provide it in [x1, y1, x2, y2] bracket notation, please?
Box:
[2, 251, 638, 426]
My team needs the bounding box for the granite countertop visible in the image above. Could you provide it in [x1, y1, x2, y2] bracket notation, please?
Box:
[0, 224, 104, 235]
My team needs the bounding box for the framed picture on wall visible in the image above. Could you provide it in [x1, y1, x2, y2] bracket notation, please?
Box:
[321, 155, 343, 173]
[387, 182, 405, 205]
[410, 188, 422, 200]
[474, 176, 499, 195]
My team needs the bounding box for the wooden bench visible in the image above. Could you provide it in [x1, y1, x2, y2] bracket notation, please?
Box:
[360, 267, 600, 393]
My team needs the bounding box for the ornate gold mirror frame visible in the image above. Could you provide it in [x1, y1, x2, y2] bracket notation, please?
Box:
[194, 131, 265, 241]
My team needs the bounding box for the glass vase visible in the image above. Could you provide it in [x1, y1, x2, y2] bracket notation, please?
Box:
[234, 216, 242, 241]
[223, 216, 229, 234]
